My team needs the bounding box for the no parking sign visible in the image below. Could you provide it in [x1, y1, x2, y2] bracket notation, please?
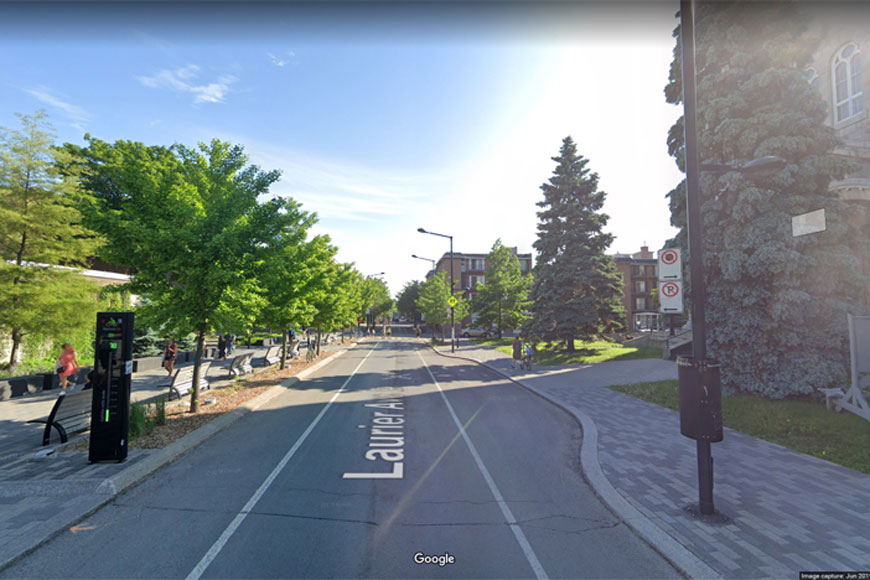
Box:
[658, 280, 684, 313]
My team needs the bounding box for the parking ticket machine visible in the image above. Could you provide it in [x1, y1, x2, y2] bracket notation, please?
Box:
[88, 312, 134, 463]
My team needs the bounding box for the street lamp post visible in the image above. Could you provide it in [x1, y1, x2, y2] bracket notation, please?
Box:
[417, 228, 455, 353]
[411, 254, 436, 270]
[680, 0, 786, 517]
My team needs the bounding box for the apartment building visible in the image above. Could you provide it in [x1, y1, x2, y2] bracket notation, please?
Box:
[611, 245, 660, 332]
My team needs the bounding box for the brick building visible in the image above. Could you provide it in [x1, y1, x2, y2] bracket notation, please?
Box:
[427, 247, 532, 326]
[611, 245, 660, 332]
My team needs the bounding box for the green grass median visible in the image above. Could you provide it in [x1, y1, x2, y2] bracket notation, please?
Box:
[472, 337, 661, 366]
[610, 380, 870, 474]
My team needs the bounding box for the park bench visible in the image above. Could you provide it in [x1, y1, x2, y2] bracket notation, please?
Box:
[228, 353, 254, 378]
[165, 362, 211, 401]
[27, 390, 92, 446]
[264, 346, 282, 366]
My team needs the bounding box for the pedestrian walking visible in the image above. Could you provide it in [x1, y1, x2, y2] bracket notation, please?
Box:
[511, 336, 523, 369]
[163, 338, 178, 377]
[56, 343, 81, 394]
[227, 334, 235, 355]
[217, 333, 227, 361]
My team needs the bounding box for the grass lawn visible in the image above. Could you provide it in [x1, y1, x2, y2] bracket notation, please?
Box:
[610, 380, 870, 474]
[472, 337, 661, 366]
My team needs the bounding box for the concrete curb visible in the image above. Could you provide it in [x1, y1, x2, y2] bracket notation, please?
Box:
[421, 341, 721, 580]
[0, 346, 352, 573]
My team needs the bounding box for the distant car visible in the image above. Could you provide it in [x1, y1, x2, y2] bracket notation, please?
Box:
[460, 327, 491, 338]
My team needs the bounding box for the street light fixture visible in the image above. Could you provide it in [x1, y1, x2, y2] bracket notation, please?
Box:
[411, 254, 436, 267]
[417, 227, 456, 353]
[680, 0, 788, 518]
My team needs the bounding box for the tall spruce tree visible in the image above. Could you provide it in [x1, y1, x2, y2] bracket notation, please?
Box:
[664, 3, 870, 398]
[474, 239, 531, 338]
[527, 137, 624, 351]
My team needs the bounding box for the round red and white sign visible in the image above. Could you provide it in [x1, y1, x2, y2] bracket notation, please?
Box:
[661, 249, 679, 265]
[662, 282, 680, 298]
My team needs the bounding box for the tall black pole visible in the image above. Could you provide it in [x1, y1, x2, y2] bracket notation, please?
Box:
[450, 236, 455, 353]
[681, 0, 715, 515]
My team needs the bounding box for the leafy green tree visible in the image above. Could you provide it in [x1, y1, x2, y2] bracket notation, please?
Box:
[0, 111, 102, 368]
[361, 276, 393, 330]
[254, 199, 318, 368]
[473, 239, 532, 338]
[65, 137, 283, 412]
[416, 271, 468, 341]
[664, 3, 869, 397]
[526, 136, 625, 351]
[396, 280, 423, 324]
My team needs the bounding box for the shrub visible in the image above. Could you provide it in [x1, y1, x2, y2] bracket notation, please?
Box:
[129, 403, 147, 439]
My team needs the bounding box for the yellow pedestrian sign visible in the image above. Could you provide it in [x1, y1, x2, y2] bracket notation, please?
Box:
[447, 296, 458, 307]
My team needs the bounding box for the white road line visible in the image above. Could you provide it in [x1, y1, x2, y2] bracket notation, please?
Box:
[186, 341, 382, 580]
[416, 349, 549, 580]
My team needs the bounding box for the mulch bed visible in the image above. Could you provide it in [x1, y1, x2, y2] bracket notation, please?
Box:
[62, 341, 355, 452]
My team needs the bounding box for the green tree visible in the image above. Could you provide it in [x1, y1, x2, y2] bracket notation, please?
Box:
[396, 280, 423, 325]
[526, 136, 625, 351]
[361, 276, 393, 330]
[66, 137, 283, 412]
[0, 111, 102, 368]
[254, 199, 318, 368]
[664, 3, 869, 398]
[473, 239, 532, 338]
[416, 271, 468, 341]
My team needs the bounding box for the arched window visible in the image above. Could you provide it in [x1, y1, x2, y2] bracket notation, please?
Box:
[804, 67, 819, 92]
[832, 43, 865, 123]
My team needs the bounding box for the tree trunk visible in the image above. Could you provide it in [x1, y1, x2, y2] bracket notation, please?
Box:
[280, 329, 288, 370]
[8, 328, 23, 368]
[316, 326, 321, 356]
[341, 328, 345, 344]
[190, 330, 205, 413]
[566, 337, 575, 353]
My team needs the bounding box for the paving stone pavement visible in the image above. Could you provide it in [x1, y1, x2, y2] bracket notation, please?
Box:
[436, 339, 870, 579]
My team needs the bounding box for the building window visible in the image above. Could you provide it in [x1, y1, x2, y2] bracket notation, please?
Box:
[468, 259, 485, 271]
[468, 275, 485, 289]
[461, 259, 466, 272]
[833, 43, 865, 123]
[635, 297, 646, 311]
[634, 280, 646, 293]
[805, 67, 820, 92]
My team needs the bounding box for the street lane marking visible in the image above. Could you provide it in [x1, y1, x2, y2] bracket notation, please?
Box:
[185, 341, 382, 580]
[416, 349, 549, 580]
[343, 398, 406, 479]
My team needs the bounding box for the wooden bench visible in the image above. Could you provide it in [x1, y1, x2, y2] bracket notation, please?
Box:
[166, 362, 211, 401]
[264, 346, 282, 366]
[27, 390, 92, 446]
[228, 353, 254, 378]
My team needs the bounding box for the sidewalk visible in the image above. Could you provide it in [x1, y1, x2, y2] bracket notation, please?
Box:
[430, 339, 870, 579]
[0, 342, 276, 461]
[0, 340, 352, 572]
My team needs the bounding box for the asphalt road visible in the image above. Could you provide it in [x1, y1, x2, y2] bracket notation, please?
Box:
[3, 339, 678, 579]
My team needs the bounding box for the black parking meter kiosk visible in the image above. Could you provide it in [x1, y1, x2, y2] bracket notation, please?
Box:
[88, 312, 134, 463]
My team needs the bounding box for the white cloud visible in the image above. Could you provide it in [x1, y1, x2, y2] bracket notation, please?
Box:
[136, 65, 237, 104]
[267, 50, 296, 67]
[22, 85, 90, 130]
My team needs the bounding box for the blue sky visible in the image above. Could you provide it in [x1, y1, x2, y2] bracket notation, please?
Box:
[1, 1, 684, 295]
